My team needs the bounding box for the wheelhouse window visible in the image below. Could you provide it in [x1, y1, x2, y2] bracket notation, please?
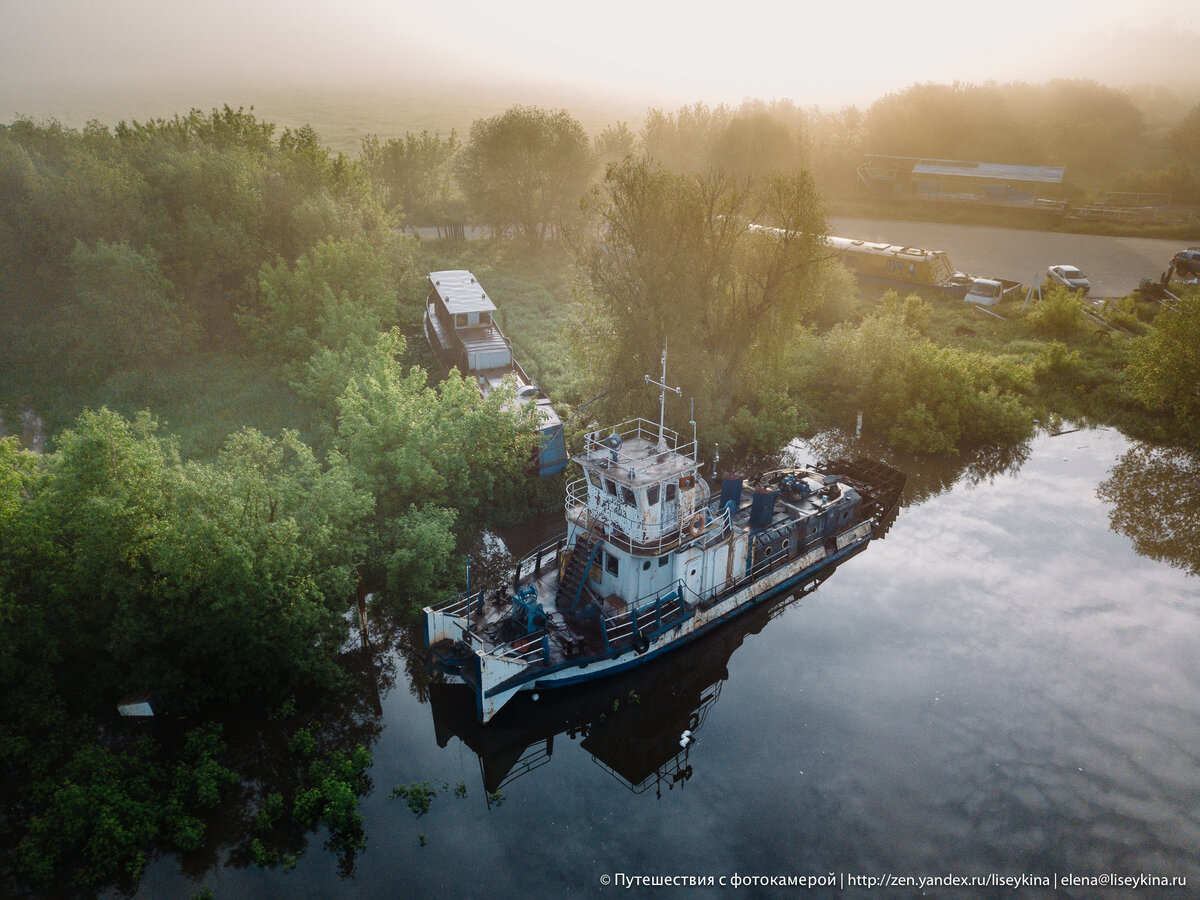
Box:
[606, 553, 619, 576]
[604, 478, 617, 497]
[665, 483, 677, 503]
[621, 486, 636, 507]
[454, 313, 469, 328]
[647, 485, 660, 506]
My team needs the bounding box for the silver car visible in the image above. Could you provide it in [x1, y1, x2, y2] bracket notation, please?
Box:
[1047, 264, 1090, 294]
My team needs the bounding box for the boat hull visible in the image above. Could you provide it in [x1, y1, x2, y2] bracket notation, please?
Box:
[433, 527, 872, 723]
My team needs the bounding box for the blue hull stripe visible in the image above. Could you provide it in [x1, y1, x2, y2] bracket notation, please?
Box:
[477, 537, 869, 697]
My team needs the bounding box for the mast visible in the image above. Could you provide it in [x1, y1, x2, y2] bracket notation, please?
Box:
[644, 341, 681, 448]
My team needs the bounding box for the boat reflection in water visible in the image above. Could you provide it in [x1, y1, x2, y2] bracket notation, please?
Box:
[428, 555, 871, 800]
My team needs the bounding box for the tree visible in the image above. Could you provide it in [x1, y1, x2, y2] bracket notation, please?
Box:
[64, 239, 193, 376]
[641, 103, 732, 174]
[1, 408, 373, 711]
[238, 234, 414, 363]
[1166, 102, 1200, 159]
[327, 332, 540, 594]
[802, 304, 1034, 454]
[709, 111, 803, 179]
[593, 122, 636, 170]
[1124, 291, 1200, 437]
[456, 105, 594, 246]
[572, 157, 832, 436]
[360, 130, 461, 224]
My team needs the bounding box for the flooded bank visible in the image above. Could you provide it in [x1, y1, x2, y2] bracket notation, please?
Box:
[130, 426, 1200, 898]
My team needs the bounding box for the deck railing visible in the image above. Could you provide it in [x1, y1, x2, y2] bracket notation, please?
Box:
[581, 418, 698, 468]
[428, 533, 567, 617]
[565, 486, 732, 556]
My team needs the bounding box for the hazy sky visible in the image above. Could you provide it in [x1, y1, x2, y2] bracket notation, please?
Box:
[3, 0, 1199, 109]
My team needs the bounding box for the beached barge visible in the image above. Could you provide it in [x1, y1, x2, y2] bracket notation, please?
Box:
[424, 269, 567, 476]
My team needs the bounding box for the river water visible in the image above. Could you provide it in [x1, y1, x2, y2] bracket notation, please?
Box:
[130, 426, 1200, 899]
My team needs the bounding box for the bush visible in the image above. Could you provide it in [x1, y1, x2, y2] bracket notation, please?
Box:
[1025, 286, 1083, 336]
[804, 311, 1035, 454]
[1033, 340, 1085, 380]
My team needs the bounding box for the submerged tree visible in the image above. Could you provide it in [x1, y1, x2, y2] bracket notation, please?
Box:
[456, 105, 594, 247]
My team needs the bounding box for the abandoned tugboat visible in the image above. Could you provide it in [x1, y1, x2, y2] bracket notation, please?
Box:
[424, 269, 567, 476]
[423, 355, 905, 723]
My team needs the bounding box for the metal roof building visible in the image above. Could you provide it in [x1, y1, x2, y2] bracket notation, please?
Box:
[858, 156, 1065, 208]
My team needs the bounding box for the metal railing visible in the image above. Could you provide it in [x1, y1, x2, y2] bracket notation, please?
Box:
[564, 486, 732, 556]
[428, 533, 566, 616]
[489, 629, 550, 665]
[581, 418, 698, 468]
[601, 581, 692, 648]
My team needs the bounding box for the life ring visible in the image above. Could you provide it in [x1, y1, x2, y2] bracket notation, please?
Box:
[633, 633, 650, 654]
[679, 474, 696, 490]
[686, 512, 705, 537]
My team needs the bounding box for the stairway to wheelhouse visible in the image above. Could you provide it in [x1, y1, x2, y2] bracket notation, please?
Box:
[555, 528, 602, 616]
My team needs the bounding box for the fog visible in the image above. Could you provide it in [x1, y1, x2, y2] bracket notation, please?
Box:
[3, 0, 1199, 125]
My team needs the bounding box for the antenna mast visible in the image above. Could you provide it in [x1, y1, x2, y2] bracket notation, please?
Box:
[644, 340, 681, 448]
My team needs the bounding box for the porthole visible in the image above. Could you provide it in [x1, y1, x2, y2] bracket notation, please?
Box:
[642, 560, 651, 571]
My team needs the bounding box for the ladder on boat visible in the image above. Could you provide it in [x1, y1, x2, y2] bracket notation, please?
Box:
[555, 525, 603, 615]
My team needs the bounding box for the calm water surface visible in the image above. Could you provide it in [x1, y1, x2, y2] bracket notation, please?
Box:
[133, 427, 1200, 898]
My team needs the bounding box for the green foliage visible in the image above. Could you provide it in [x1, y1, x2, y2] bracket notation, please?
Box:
[15, 741, 162, 890]
[293, 745, 372, 852]
[864, 80, 1146, 184]
[709, 110, 805, 178]
[239, 234, 415, 363]
[360, 130, 462, 223]
[1124, 291, 1200, 437]
[329, 333, 539, 592]
[574, 158, 830, 448]
[729, 391, 811, 456]
[804, 311, 1035, 454]
[0, 110, 387, 353]
[1025, 286, 1084, 336]
[381, 504, 458, 602]
[392, 781, 438, 817]
[254, 793, 287, 834]
[1033, 340, 1085, 381]
[594, 121, 636, 169]
[1112, 158, 1200, 207]
[288, 726, 318, 758]
[1, 408, 372, 712]
[64, 239, 194, 376]
[877, 289, 932, 333]
[12, 728, 236, 891]
[456, 105, 595, 246]
[1166, 102, 1200, 159]
[641, 102, 733, 174]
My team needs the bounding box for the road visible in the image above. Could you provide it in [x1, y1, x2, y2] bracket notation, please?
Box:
[830, 217, 1188, 299]
[413, 219, 1188, 299]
